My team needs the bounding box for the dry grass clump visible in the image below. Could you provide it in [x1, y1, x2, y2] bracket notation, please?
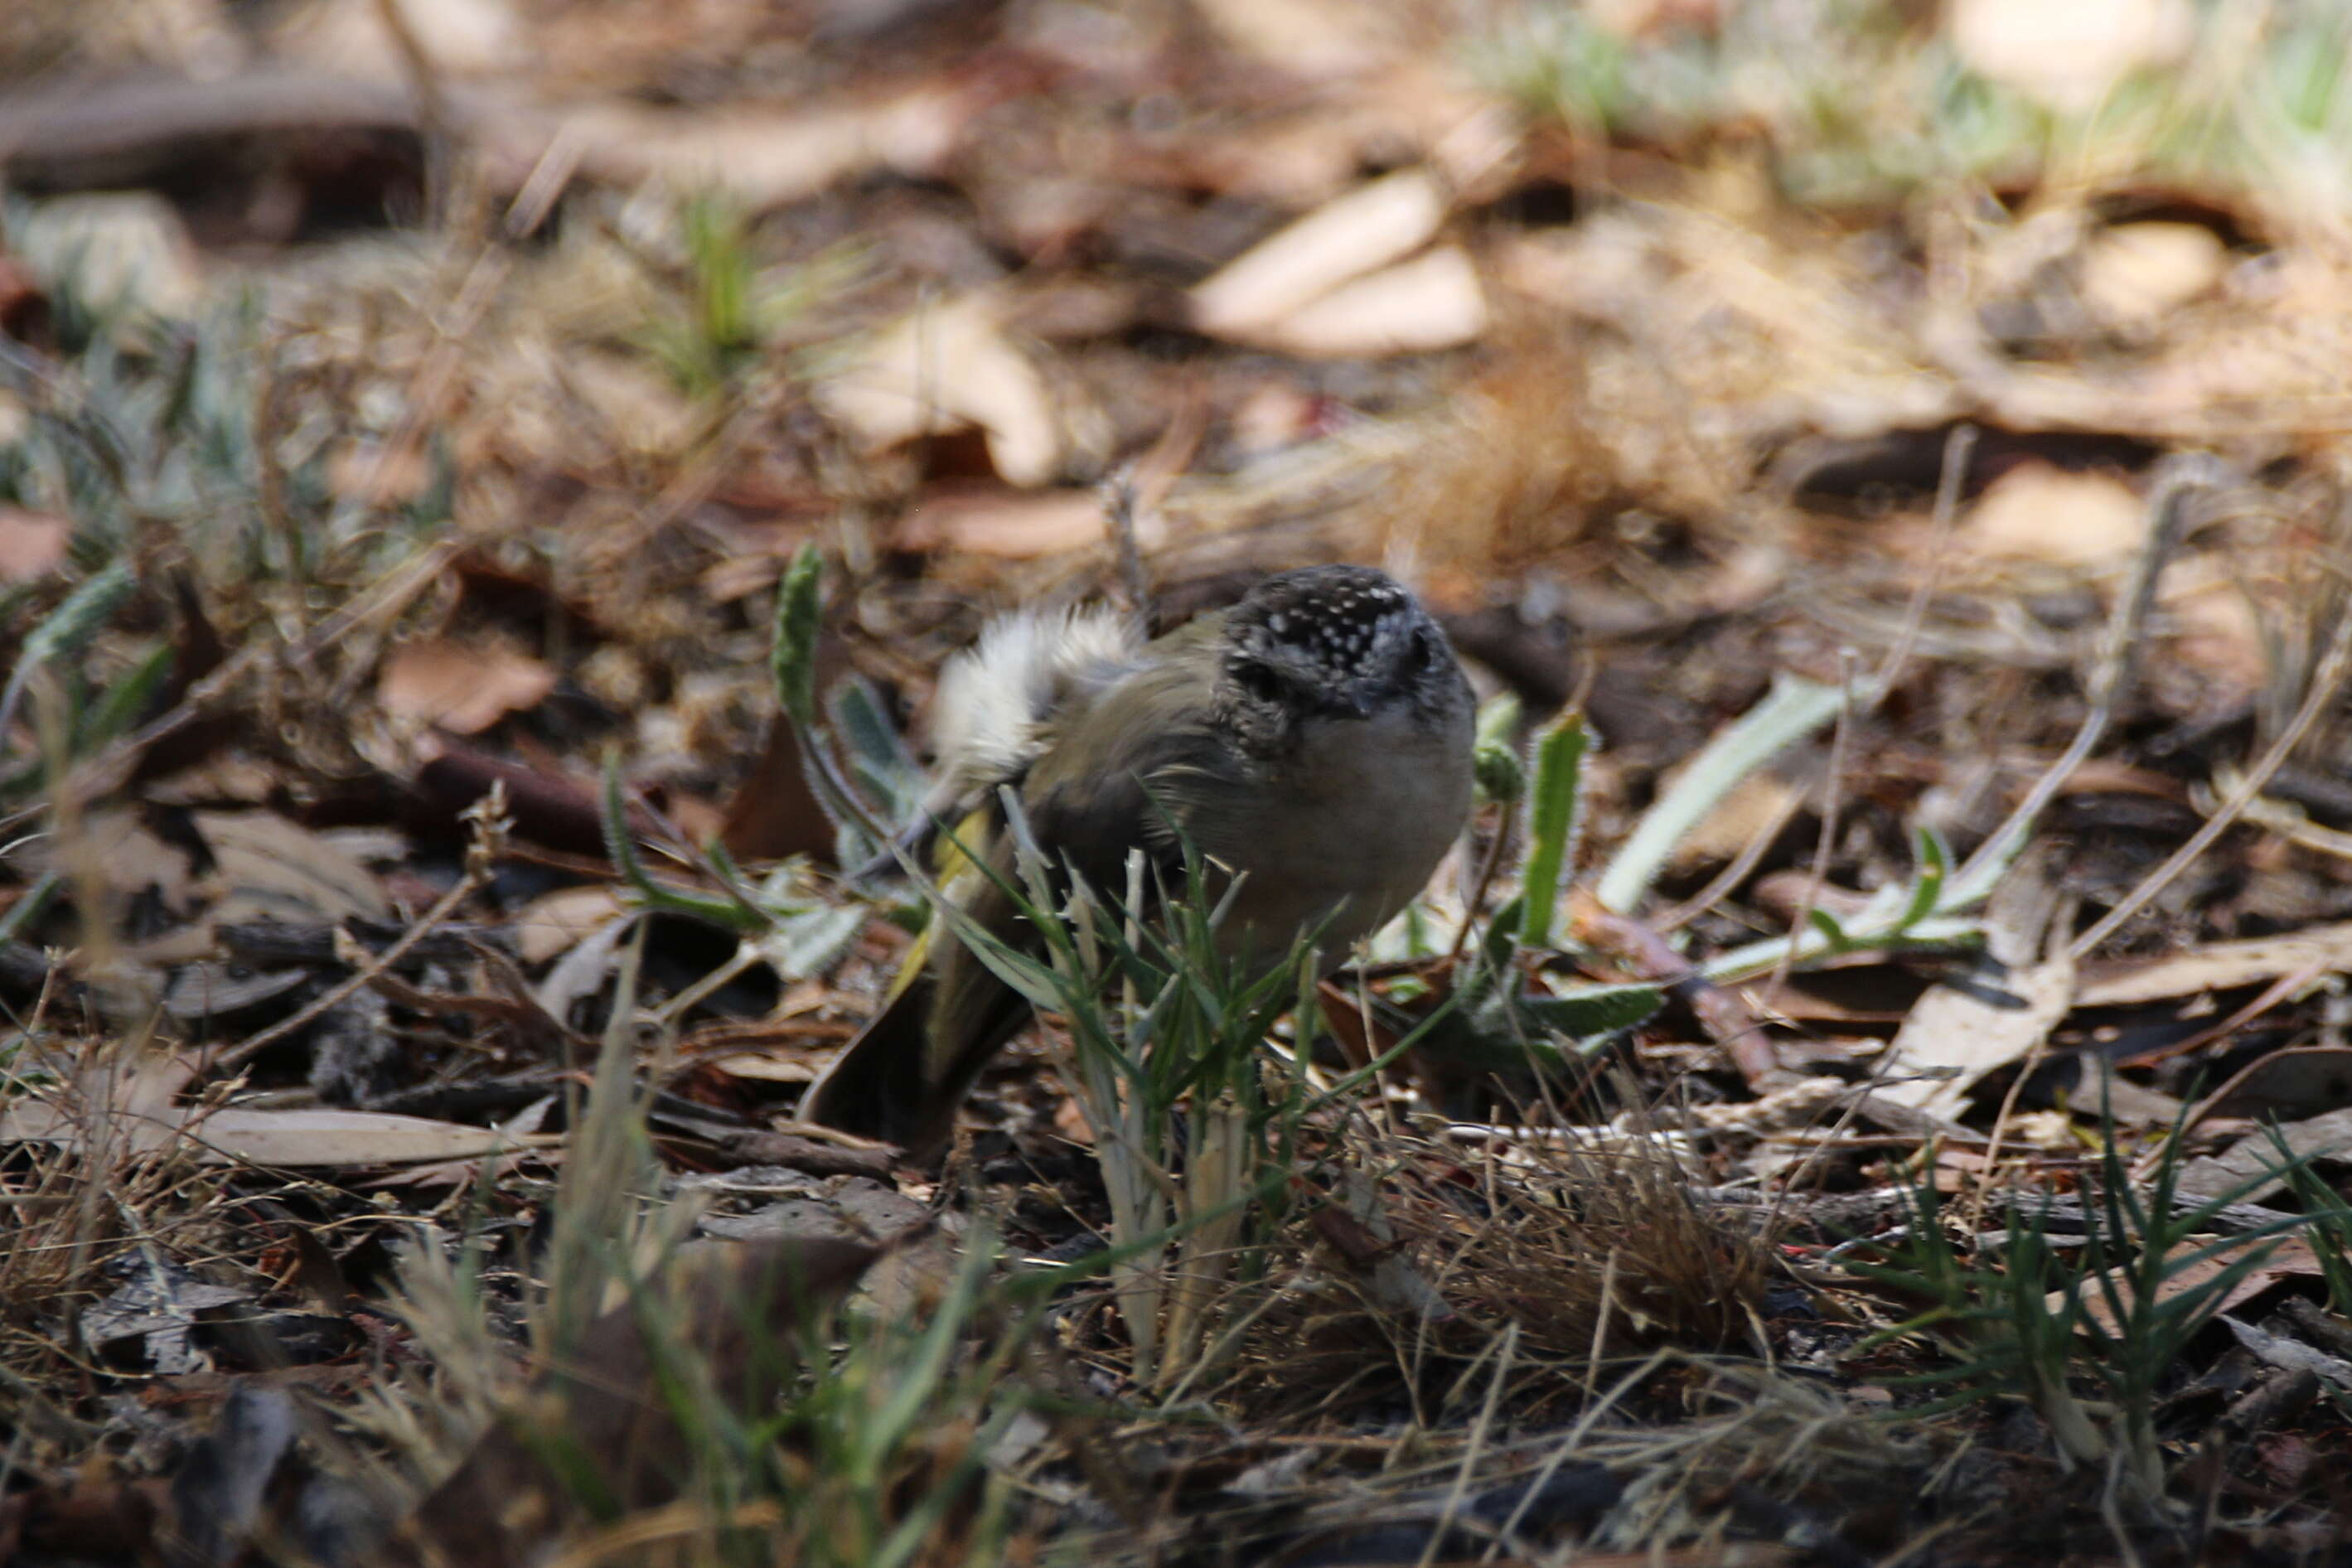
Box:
[1370, 337, 1644, 578]
[1425, 1134, 1772, 1363]
[1219, 1126, 1774, 1426]
[0, 1101, 238, 1389]
[1223, 320, 1764, 590]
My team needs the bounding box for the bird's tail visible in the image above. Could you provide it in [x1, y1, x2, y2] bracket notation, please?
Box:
[801, 872, 1036, 1158]
[798, 971, 936, 1145]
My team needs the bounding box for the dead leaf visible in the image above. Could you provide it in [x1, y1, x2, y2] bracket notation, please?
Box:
[540, 87, 975, 210]
[327, 437, 435, 506]
[1878, 954, 2074, 1113]
[1189, 0, 1398, 76]
[0, 508, 70, 582]
[2082, 222, 2228, 327]
[194, 811, 389, 925]
[142, 752, 283, 808]
[711, 1130, 893, 1178]
[1672, 771, 1804, 868]
[3, 1086, 558, 1168]
[893, 486, 1105, 557]
[81, 1252, 249, 1373]
[2157, 557, 2267, 697]
[685, 1005, 858, 1081]
[1190, 167, 1448, 339]
[26, 808, 200, 918]
[2221, 1314, 2352, 1389]
[363, 1095, 559, 1188]
[1878, 854, 2072, 1117]
[192, 1106, 554, 1169]
[1321, 1168, 1452, 1320]
[277, 0, 520, 77]
[702, 1052, 822, 1085]
[535, 907, 643, 1024]
[365, 951, 578, 1057]
[2176, 1106, 2352, 1203]
[513, 884, 629, 965]
[1963, 463, 2146, 566]
[815, 293, 1064, 486]
[1251, 245, 1489, 358]
[162, 961, 310, 1023]
[1948, 0, 2193, 114]
[558, 351, 700, 459]
[2056, 1235, 2322, 1338]
[0, 1047, 556, 1167]
[2071, 1074, 2188, 1130]
[2077, 922, 2352, 1007]
[380, 636, 557, 735]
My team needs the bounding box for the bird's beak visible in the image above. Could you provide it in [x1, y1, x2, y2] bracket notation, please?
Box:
[1335, 690, 1373, 721]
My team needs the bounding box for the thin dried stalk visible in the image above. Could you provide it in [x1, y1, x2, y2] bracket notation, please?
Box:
[2068, 576, 2352, 957]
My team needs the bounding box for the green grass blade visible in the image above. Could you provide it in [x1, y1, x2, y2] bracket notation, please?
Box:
[1517, 709, 1589, 949]
[1595, 673, 1841, 915]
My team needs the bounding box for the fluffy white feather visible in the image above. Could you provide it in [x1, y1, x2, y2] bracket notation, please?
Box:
[930, 603, 1140, 798]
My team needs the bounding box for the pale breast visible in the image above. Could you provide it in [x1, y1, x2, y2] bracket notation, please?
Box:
[1179, 704, 1472, 963]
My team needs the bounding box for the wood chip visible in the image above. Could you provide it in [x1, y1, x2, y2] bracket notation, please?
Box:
[1251, 245, 1488, 358]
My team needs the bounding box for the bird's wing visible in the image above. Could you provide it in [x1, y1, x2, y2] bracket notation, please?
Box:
[1014, 632, 1240, 897]
[931, 603, 1142, 806]
[806, 614, 1234, 1157]
[900, 638, 1236, 1139]
[852, 604, 1144, 885]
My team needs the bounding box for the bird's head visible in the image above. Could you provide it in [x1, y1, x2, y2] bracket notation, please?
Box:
[1218, 564, 1463, 752]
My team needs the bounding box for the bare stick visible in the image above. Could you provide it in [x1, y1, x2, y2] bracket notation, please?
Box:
[1633, 428, 1972, 941]
[370, 0, 452, 222]
[205, 873, 479, 1077]
[1952, 455, 2231, 897]
[1652, 782, 1805, 934]
[205, 787, 508, 1076]
[2069, 581, 2352, 958]
[1100, 467, 1155, 627]
[1445, 806, 1515, 963]
[1867, 423, 1977, 709]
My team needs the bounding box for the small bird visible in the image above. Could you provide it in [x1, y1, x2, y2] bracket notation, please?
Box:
[802, 564, 1475, 1155]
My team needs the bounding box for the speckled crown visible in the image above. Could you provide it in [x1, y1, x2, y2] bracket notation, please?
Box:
[1227, 564, 1420, 683]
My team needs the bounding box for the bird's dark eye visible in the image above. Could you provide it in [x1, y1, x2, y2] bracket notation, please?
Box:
[1234, 661, 1283, 704]
[1406, 629, 1435, 672]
